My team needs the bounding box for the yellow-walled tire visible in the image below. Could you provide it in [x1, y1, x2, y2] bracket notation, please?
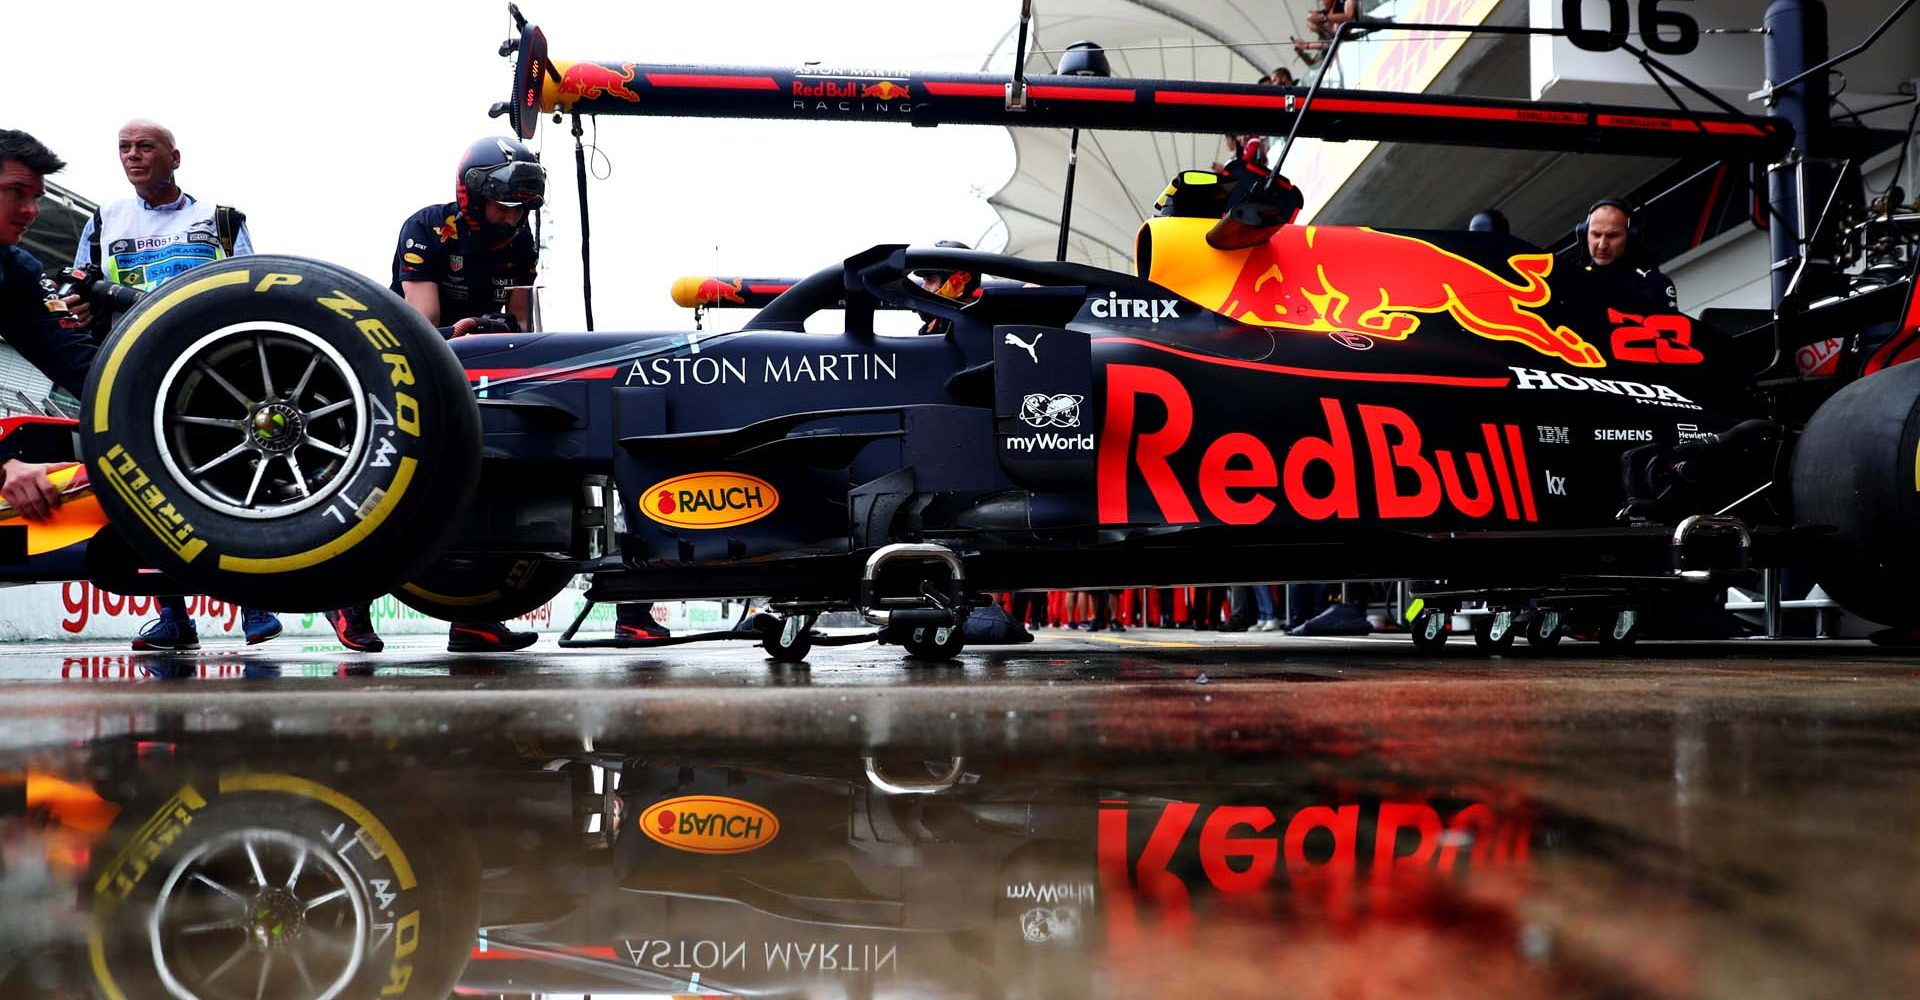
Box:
[79, 255, 480, 610]
[396, 554, 574, 622]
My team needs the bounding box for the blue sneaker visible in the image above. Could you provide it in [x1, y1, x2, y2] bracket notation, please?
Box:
[132, 608, 200, 651]
[242, 608, 283, 645]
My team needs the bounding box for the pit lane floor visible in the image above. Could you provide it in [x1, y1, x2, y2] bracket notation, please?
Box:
[3, 630, 1918, 999]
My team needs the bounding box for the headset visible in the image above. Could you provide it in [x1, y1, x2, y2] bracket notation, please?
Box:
[1574, 197, 1643, 248]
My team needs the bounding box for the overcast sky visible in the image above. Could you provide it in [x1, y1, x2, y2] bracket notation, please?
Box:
[13, 0, 1017, 332]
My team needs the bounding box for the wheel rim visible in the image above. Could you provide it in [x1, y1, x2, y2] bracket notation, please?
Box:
[153, 322, 369, 520]
[149, 828, 369, 1000]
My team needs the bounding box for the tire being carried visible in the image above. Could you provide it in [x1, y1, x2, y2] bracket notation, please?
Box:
[80, 255, 480, 610]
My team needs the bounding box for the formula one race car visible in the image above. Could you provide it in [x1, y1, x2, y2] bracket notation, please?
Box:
[5, 8, 1918, 659]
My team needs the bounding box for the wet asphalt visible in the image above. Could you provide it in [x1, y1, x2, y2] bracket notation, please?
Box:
[2, 630, 1918, 999]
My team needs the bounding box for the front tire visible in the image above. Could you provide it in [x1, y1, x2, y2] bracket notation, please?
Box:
[80, 255, 480, 610]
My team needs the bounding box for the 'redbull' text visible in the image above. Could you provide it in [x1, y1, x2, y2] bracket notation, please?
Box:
[1097, 365, 1540, 525]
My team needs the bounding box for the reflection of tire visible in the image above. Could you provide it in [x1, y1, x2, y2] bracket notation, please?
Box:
[89, 772, 477, 1000]
[903, 624, 966, 660]
[397, 554, 573, 621]
[80, 255, 481, 610]
[1792, 363, 1920, 628]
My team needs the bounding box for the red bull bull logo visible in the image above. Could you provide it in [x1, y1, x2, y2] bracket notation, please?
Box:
[557, 61, 641, 102]
[698, 277, 746, 305]
[1214, 226, 1603, 368]
[861, 80, 911, 101]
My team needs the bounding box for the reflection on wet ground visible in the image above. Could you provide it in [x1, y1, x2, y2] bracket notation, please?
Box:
[2, 634, 1919, 999]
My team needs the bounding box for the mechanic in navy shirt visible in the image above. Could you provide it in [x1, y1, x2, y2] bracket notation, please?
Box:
[0, 130, 96, 522]
[324, 137, 550, 654]
[1579, 199, 1679, 313]
[389, 137, 541, 337]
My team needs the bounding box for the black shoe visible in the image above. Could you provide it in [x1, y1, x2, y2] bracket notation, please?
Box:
[1221, 615, 1255, 633]
[324, 605, 384, 653]
[448, 620, 539, 652]
[618, 618, 672, 640]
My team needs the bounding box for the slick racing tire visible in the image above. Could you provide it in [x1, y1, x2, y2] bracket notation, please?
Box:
[79, 255, 480, 610]
[87, 772, 478, 1000]
[1792, 362, 1920, 628]
[397, 554, 574, 622]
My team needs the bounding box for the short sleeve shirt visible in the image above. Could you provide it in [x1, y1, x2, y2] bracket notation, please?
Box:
[390, 201, 537, 324]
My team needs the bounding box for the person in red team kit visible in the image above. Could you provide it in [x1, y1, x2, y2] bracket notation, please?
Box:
[323, 137, 549, 653]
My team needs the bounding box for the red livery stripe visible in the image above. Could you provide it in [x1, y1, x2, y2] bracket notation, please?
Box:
[1029, 84, 1135, 102]
[924, 81, 1007, 98]
[1093, 336, 1513, 388]
[466, 366, 622, 381]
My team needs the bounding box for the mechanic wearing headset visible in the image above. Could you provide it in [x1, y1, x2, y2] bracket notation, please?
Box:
[322, 137, 551, 654]
[1580, 198, 1679, 313]
[0, 130, 94, 523]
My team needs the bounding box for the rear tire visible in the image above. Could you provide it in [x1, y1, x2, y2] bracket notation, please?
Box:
[397, 555, 573, 622]
[80, 255, 480, 610]
[1792, 363, 1920, 628]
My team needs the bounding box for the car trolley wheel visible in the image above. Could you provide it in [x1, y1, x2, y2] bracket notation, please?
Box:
[1410, 610, 1450, 653]
[1595, 609, 1641, 650]
[79, 255, 480, 610]
[1471, 609, 1517, 654]
[1525, 609, 1564, 652]
[761, 613, 817, 662]
[903, 624, 966, 661]
[396, 555, 574, 622]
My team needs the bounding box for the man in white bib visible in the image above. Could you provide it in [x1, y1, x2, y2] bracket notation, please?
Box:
[68, 120, 278, 651]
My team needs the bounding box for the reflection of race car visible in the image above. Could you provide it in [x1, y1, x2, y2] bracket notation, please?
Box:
[5, 10, 1919, 659]
[10, 730, 1544, 999]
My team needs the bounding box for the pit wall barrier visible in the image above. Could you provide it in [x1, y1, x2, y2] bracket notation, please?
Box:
[0, 581, 741, 642]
